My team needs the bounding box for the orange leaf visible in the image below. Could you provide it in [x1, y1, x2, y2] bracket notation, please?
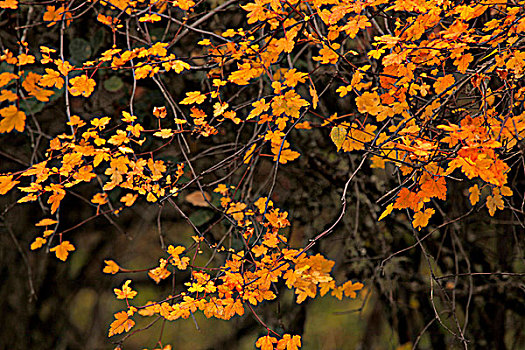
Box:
[35, 218, 58, 226]
[0, 175, 19, 194]
[433, 75, 455, 94]
[108, 311, 135, 337]
[468, 184, 480, 205]
[103, 260, 120, 274]
[256, 335, 278, 350]
[393, 188, 419, 210]
[69, 75, 96, 97]
[0, 0, 17, 9]
[180, 91, 206, 105]
[120, 193, 138, 207]
[277, 334, 302, 350]
[0, 105, 26, 133]
[30, 237, 47, 250]
[486, 194, 504, 216]
[341, 281, 364, 298]
[50, 241, 75, 261]
[412, 208, 435, 230]
[114, 280, 138, 299]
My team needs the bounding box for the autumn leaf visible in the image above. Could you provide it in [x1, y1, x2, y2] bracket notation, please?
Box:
[103, 260, 120, 274]
[0, 0, 18, 9]
[108, 311, 135, 337]
[243, 144, 257, 164]
[153, 128, 174, 138]
[412, 208, 435, 230]
[330, 126, 347, 151]
[0, 72, 18, 88]
[185, 190, 211, 207]
[393, 188, 420, 210]
[355, 91, 380, 115]
[273, 147, 300, 164]
[0, 175, 19, 194]
[468, 184, 480, 205]
[91, 193, 108, 205]
[114, 280, 138, 299]
[378, 203, 394, 221]
[256, 335, 278, 350]
[277, 334, 302, 350]
[454, 53, 473, 74]
[39, 69, 64, 89]
[248, 98, 270, 120]
[50, 241, 75, 261]
[168, 60, 190, 73]
[69, 75, 96, 97]
[341, 281, 364, 298]
[30, 237, 47, 250]
[139, 13, 161, 22]
[0, 89, 17, 102]
[180, 91, 206, 104]
[420, 176, 447, 201]
[433, 75, 455, 94]
[43, 6, 72, 27]
[35, 218, 58, 226]
[120, 193, 138, 207]
[0, 105, 26, 133]
[486, 194, 504, 216]
[48, 188, 65, 214]
[17, 53, 35, 66]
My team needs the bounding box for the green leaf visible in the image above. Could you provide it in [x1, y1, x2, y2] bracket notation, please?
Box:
[103, 76, 124, 92]
[69, 38, 92, 62]
[189, 209, 214, 226]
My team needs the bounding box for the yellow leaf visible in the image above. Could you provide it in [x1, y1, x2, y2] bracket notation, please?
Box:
[180, 91, 206, 105]
[412, 208, 435, 230]
[330, 126, 347, 151]
[35, 218, 58, 226]
[468, 184, 480, 205]
[243, 144, 257, 164]
[114, 280, 138, 299]
[378, 203, 394, 221]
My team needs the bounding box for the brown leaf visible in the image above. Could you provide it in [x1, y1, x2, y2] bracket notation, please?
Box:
[185, 191, 211, 207]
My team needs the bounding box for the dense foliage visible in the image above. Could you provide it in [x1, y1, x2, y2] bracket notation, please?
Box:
[1, 0, 524, 348]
